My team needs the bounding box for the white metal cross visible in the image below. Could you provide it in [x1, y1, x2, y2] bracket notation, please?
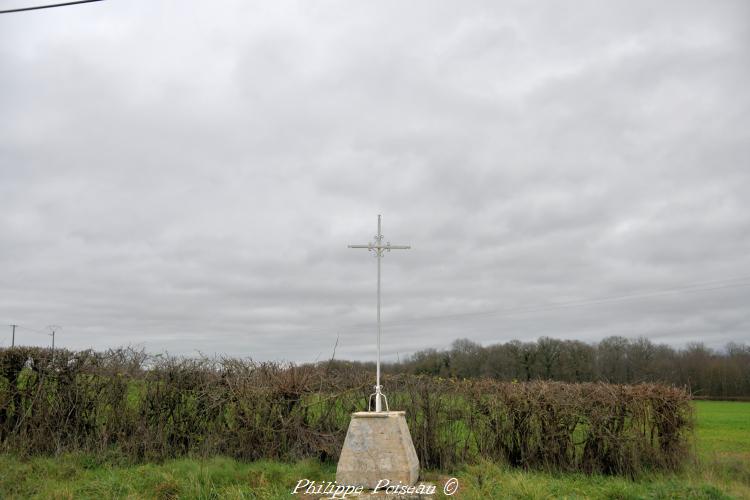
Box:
[348, 214, 410, 412]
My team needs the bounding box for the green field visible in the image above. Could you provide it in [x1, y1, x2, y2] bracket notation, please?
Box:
[0, 401, 748, 499]
[695, 400, 750, 459]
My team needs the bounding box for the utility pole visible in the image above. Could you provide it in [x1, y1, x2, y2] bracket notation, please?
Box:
[48, 325, 61, 362]
[348, 215, 411, 412]
[10, 324, 17, 348]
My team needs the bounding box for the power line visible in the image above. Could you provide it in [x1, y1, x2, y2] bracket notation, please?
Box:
[3, 324, 48, 349]
[377, 278, 750, 329]
[0, 0, 105, 15]
[3, 276, 748, 346]
[16, 324, 48, 335]
[230, 276, 750, 341]
[302, 275, 750, 335]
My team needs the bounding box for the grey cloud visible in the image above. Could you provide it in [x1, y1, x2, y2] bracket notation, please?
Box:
[1, 0, 748, 361]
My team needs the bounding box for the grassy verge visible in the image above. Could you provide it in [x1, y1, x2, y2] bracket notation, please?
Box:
[0, 454, 334, 500]
[1, 454, 747, 499]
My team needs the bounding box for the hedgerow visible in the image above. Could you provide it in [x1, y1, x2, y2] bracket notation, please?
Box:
[0, 347, 692, 476]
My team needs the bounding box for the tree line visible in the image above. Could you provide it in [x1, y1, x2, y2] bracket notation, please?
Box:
[376, 337, 750, 399]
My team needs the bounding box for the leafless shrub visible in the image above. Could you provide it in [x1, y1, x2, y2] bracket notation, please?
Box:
[0, 347, 692, 475]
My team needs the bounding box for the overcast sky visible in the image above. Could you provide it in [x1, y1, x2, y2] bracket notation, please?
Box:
[1, 0, 748, 362]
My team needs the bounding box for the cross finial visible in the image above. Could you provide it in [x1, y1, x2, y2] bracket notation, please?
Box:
[348, 215, 410, 412]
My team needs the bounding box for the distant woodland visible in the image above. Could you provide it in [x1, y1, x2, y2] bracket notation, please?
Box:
[372, 337, 750, 399]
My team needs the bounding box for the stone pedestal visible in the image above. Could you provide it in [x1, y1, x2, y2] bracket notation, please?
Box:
[336, 411, 420, 489]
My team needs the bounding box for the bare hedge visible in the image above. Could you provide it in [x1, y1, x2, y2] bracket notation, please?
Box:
[0, 347, 692, 476]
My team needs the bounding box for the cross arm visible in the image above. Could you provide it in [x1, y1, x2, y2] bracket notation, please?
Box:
[348, 244, 411, 249]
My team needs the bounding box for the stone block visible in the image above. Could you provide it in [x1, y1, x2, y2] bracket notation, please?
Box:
[336, 411, 420, 489]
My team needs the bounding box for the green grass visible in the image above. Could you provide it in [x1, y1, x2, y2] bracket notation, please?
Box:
[0, 454, 336, 499]
[450, 460, 737, 499]
[0, 401, 748, 499]
[695, 400, 750, 459]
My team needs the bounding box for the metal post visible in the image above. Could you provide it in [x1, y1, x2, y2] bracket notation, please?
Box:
[348, 215, 410, 412]
[376, 215, 382, 411]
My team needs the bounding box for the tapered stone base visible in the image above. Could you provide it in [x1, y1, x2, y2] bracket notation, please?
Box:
[336, 411, 420, 489]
